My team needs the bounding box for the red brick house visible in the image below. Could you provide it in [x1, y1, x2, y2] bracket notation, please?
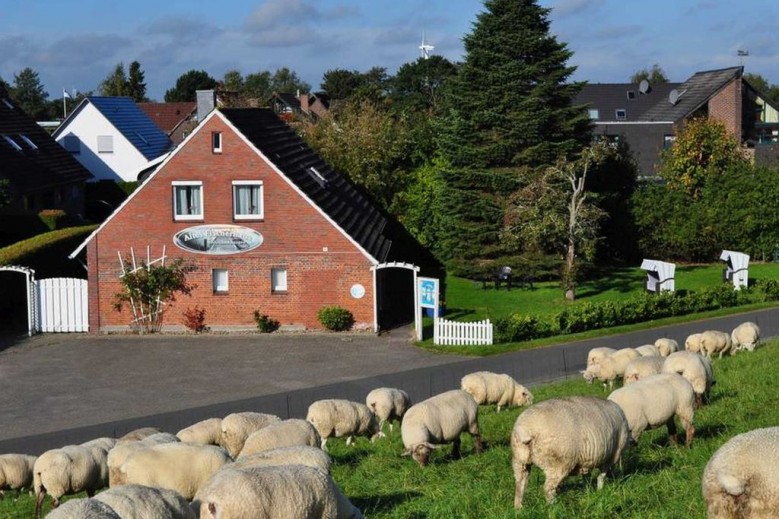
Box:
[70, 108, 441, 332]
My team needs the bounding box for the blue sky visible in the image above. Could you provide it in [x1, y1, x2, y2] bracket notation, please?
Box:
[1, 0, 777, 102]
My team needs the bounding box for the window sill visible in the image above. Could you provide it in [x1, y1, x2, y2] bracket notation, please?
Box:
[271, 290, 288, 295]
[233, 217, 264, 222]
[213, 291, 229, 296]
[174, 217, 204, 222]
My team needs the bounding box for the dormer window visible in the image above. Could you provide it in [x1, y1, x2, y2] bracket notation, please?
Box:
[615, 109, 627, 121]
[212, 132, 222, 154]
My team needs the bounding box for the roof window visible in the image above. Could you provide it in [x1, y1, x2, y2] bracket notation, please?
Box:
[627, 90, 636, 100]
[308, 166, 328, 187]
[615, 109, 627, 121]
[2, 98, 13, 109]
[3, 135, 22, 152]
[18, 135, 38, 150]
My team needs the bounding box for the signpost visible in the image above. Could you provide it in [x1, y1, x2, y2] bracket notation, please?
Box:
[416, 276, 439, 340]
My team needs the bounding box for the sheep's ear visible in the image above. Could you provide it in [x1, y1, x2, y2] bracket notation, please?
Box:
[401, 448, 412, 457]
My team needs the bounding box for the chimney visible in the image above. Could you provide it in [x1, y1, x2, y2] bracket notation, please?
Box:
[196, 90, 216, 121]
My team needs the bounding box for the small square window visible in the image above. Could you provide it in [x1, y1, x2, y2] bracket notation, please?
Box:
[588, 108, 599, 120]
[627, 90, 636, 100]
[271, 268, 287, 292]
[615, 109, 627, 121]
[212, 132, 222, 153]
[173, 181, 203, 220]
[233, 181, 263, 220]
[213, 269, 229, 293]
[97, 135, 114, 153]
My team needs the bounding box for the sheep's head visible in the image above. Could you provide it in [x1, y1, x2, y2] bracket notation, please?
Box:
[402, 442, 438, 467]
[581, 365, 599, 384]
[514, 385, 534, 406]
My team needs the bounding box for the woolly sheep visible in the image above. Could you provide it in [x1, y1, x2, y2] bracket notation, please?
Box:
[237, 419, 321, 458]
[117, 443, 231, 500]
[702, 427, 779, 518]
[219, 412, 281, 458]
[685, 333, 703, 353]
[511, 396, 630, 508]
[662, 351, 715, 407]
[116, 427, 161, 445]
[306, 399, 380, 451]
[460, 371, 533, 412]
[193, 464, 363, 519]
[635, 344, 661, 357]
[94, 484, 196, 519]
[232, 445, 332, 474]
[108, 432, 180, 487]
[0, 453, 36, 498]
[731, 321, 761, 353]
[582, 348, 641, 388]
[176, 418, 223, 445]
[623, 356, 665, 385]
[44, 497, 120, 519]
[586, 347, 616, 368]
[654, 337, 679, 357]
[400, 389, 483, 467]
[365, 387, 411, 432]
[608, 373, 695, 446]
[700, 330, 733, 359]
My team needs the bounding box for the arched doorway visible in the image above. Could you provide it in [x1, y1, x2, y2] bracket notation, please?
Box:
[372, 262, 419, 334]
[0, 266, 35, 336]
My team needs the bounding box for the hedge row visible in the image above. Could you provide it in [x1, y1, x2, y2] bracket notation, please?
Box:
[0, 225, 97, 266]
[494, 281, 779, 343]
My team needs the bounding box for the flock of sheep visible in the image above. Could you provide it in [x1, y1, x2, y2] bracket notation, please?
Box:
[0, 320, 773, 517]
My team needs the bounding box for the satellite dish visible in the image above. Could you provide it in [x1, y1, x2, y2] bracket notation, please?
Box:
[639, 79, 650, 94]
[669, 89, 680, 105]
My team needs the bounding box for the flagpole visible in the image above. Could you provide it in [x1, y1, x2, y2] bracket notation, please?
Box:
[63, 89, 66, 119]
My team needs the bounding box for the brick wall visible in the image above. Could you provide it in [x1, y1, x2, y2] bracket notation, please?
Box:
[709, 78, 742, 138]
[88, 114, 375, 332]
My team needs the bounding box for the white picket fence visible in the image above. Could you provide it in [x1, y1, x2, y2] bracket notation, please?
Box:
[433, 317, 493, 346]
[36, 278, 89, 332]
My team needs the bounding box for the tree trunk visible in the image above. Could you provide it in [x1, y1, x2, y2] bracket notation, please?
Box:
[564, 237, 576, 301]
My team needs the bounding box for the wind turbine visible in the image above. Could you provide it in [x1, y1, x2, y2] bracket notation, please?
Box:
[419, 32, 435, 59]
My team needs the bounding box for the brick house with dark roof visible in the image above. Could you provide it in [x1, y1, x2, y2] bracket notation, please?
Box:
[70, 108, 442, 333]
[269, 92, 330, 122]
[137, 102, 197, 145]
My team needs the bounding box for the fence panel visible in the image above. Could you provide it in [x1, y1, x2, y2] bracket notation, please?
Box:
[36, 278, 88, 332]
[434, 317, 492, 346]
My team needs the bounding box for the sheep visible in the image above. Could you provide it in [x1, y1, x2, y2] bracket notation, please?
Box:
[635, 344, 661, 357]
[79, 437, 117, 493]
[607, 373, 695, 446]
[93, 484, 196, 519]
[582, 348, 641, 388]
[176, 418, 223, 445]
[108, 432, 180, 487]
[219, 412, 281, 458]
[511, 396, 630, 509]
[117, 443, 231, 500]
[731, 321, 761, 353]
[44, 497, 121, 518]
[400, 389, 483, 467]
[365, 387, 412, 432]
[586, 347, 616, 368]
[232, 445, 333, 474]
[192, 464, 363, 519]
[700, 330, 733, 359]
[662, 351, 715, 407]
[654, 337, 679, 357]
[685, 333, 703, 353]
[460, 371, 533, 412]
[116, 427, 161, 445]
[237, 419, 321, 458]
[0, 453, 36, 499]
[623, 356, 665, 385]
[306, 399, 380, 451]
[702, 427, 779, 518]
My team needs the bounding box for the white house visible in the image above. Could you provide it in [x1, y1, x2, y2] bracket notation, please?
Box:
[53, 97, 173, 182]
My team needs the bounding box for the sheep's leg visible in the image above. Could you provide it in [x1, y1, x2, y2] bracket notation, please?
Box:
[450, 437, 461, 459]
[321, 437, 329, 452]
[512, 462, 531, 509]
[35, 490, 45, 518]
[86, 488, 95, 498]
[666, 418, 678, 445]
[472, 433, 484, 454]
[388, 422, 394, 433]
[543, 469, 567, 503]
[346, 436, 354, 446]
[596, 465, 612, 490]
[684, 422, 695, 447]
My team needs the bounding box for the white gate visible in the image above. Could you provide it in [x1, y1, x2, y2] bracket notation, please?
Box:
[35, 278, 88, 332]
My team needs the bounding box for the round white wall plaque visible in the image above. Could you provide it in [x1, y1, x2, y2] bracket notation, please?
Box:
[350, 284, 366, 299]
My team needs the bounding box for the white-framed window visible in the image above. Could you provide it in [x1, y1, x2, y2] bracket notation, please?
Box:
[588, 108, 599, 120]
[172, 181, 203, 220]
[615, 109, 627, 121]
[213, 269, 229, 293]
[63, 135, 80, 154]
[232, 181, 264, 220]
[212, 132, 222, 153]
[271, 268, 287, 293]
[97, 135, 114, 153]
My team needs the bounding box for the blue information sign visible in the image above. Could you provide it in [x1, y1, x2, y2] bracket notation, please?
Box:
[418, 277, 438, 308]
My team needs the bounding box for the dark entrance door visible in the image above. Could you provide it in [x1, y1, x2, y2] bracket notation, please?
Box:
[376, 267, 414, 332]
[0, 271, 28, 333]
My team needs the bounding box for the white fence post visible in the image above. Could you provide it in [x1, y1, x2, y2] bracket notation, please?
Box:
[434, 317, 493, 346]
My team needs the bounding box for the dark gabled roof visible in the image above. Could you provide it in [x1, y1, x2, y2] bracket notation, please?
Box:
[574, 82, 680, 122]
[270, 93, 301, 111]
[640, 66, 743, 122]
[220, 108, 440, 268]
[137, 102, 196, 135]
[0, 88, 92, 193]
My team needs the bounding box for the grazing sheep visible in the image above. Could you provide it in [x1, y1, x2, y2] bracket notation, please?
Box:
[702, 427, 779, 518]
[685, 333, 703, 353]
[635, 344, 661, 357]
[586, 347, 616, 368]
[219, 412, 281, 458]
[511, 396, 630, 509]
[108, 432, 180, 487]
[654, 338, 679, 357]
[607, 373, 695, 446]
[460, 371, 533, 412]
[0, 453, 36, 498]
[401, 389, 483, 467]
[237, 419, 321, 458]
[44, 497, 120, 518]
[176, 418, 223, 445]
[116, 427, 161, 445]
[662, 351, 715, 407]
[700, 330, 733, 359]
[232, 445, 332, 474]
[193, 464, 363, 519]
[731, 322, 761, 353]
[94, 484, 196, 519]
[623, 356, 665, 385]
[306, 399, 380, 451]
[582, 348, 641, 388]
[365, 387, 411, 432]
[117, 443, 231, 500]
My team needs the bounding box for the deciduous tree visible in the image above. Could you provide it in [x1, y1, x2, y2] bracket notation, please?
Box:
[99, 63, 130, 97]
[630, 64, 669, 84]
[164, 70, 217, 102]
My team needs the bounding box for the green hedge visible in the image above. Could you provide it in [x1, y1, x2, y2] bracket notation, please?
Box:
[0, 225, 97, 277]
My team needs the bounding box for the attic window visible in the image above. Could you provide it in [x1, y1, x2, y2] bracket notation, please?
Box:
[627, 90, 636, 100]
[212, 132, 222, 153]
[308, 166, 328, 186]
[3, 135, 22, 152]
[588, 109, 599, 120]
[615, 109, 627, 121]
[18, 135, 38, 150]
[1, 98, 13, 109]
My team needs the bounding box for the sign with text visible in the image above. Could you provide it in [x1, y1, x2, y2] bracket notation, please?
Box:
[173, 225, 263, 255]
[418, 277, 438, 308]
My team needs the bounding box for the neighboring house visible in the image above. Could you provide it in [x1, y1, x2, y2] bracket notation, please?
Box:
[69, 108, 442, 333]
[269, 91, 330, 121]
[575, 66, 779, 177]
[53, 97, 173, 182]
[138, 102, 197, 145]
[0, 85, 92, 222]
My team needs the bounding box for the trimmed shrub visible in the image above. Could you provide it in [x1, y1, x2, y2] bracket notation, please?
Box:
[38, 209, 68, 231]
[494, 314, 553, 343]
[317, 305, 354, 331]
[253, 310, 280, 333]
[182, 306, 209, 333]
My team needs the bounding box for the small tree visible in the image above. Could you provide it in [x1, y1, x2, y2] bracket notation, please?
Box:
[114, 258, 194, 333]
[630, 63, 669, 84]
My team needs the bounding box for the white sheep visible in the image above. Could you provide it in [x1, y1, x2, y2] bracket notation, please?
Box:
[365, 387, 411, 432]
[237, 419, 321, 458]
[662, 351, 715, 407]
[635, 344, 661, 357]
[702, 427, 779, 518]
[219, 412, 281, 458]
[44, 497, 120, 518]
[586, 347, 616, 368]
[400, 389, 483, 467]
[108, 432, 180, 487]
[608, 373, 695, 446]
[232, 445, 332, 474]
[176, 417, 223, 445]
[93, 484, 196, 519]
[685, 333, 703, 353]
[700, 330, 733, 359]
[0, 453, 36, 499]
[511, 396, 630, 509]
[731, 321, 761, 353]
[306, 399, 380, 451]
[582, 347, 641, 388]
[654, 337, 679, 357]
[117, 443, 231, 500]
[623, 356, 665, 385]
[460, 371, 533, 412]
[193, 464, 363, 519]
[116, 427, 161, 445]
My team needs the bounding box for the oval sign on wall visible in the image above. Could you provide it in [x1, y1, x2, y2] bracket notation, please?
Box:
[173, 225, 263, 255]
